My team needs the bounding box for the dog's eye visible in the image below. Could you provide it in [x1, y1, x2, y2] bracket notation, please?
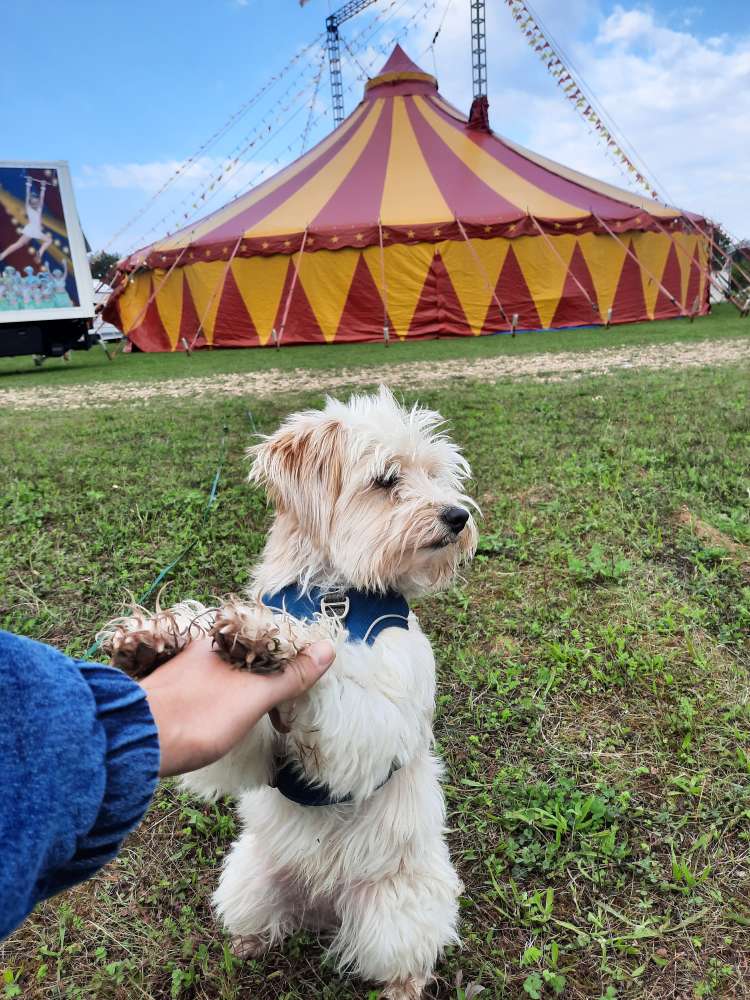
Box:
[372, 470, 400, 490]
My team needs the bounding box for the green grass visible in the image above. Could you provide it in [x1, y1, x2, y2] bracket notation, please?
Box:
[1, 334, 749, 998]
[0, 303, 746, 389]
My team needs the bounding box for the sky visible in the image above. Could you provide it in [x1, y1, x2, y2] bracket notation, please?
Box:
[2, 0, 748, 254]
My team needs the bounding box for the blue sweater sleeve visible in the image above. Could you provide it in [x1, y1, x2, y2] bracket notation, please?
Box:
[0, 630, 160, 939]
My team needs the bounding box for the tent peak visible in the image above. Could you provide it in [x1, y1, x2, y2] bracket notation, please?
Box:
[365, 44, 438, 97]
[377, 43, 427, 77]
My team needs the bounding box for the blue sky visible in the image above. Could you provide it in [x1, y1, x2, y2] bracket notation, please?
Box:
[3, 0, 748, 253]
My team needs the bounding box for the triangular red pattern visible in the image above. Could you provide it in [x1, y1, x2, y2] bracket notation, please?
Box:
[611, 240, 648, 324]
[434, 252, 471, 336]
[177, 272, 205, 349]
[653, 242, 682, 319]
[129, 291, 171, 352]
[684, 245, 703, 315]
[274, 261, 323, 345]
[336, 254, 393, 343]
[213, 267, 259, 346]
[550, 242, 599, 328]
[483, 245, 541, 331]
[408, 253, 441, 339]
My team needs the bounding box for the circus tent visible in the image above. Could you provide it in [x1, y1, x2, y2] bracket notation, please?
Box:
[105, 45, 711, 351]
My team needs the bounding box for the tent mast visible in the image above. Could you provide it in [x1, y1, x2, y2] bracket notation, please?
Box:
[326, 0, 382, 127]
[468, 0, 490, 130]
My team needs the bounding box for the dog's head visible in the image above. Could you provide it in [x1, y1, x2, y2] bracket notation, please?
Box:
[249, 387, 477, 596]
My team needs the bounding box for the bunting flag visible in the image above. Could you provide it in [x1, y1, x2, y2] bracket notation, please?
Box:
[105, 45, 710, 351]
[504, 0, 661, 199]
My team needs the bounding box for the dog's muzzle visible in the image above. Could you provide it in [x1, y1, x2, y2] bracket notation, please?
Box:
[440, 506, 470, 534]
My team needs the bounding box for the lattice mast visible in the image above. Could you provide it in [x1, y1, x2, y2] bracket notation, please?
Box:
[468, 0, 490, 129]
[326, 0, 382, 126]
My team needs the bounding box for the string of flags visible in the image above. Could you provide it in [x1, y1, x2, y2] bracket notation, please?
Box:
[122, 0, 437, 257]
[138, 0, 435, 247]
[504, 0, 661, 201]
[108, 33, 325, 260]
[131, 55, 326, 249]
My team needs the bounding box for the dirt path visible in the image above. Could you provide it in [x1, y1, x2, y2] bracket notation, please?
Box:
[1, 337, 748, 410]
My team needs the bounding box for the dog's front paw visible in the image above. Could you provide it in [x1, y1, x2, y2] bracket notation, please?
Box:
[210, 598, 311, 673]
[98, 600, 211, 678]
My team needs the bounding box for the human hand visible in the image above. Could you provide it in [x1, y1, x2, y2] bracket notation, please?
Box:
[139, 636, 335, 777]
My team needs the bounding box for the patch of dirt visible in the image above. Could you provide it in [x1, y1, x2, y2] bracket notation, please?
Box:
[515, 484, 557, 507]
[1, 337, 749, 411]
[675, 505, 750, 580]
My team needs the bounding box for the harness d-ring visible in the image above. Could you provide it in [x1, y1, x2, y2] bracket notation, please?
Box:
[319, 590, 350, 623]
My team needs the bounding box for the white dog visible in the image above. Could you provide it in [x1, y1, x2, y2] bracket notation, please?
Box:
[102, 387, 477, 999]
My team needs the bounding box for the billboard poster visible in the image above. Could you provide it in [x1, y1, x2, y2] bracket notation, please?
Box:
[0, 161, 94, 323]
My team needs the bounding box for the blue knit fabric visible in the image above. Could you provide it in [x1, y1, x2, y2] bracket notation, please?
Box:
[0, 630, 160, 939]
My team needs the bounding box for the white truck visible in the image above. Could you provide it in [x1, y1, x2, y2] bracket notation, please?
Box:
[0, 160, 96, 358]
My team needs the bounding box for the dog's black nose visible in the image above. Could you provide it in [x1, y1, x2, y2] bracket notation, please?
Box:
[441, 506, 469, 533]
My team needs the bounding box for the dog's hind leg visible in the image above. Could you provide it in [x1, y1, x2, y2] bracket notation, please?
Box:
[213, 827, 298, 958]
[98, 600, 213, 678]
[330, 841, 461, 999]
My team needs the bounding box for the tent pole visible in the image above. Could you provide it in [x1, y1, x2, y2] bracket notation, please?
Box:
[277, 227, 309, 349]
[592, 212, 686, 316]
[378, 217, 390, 347]
[651, 218, 744, 315]
[528, 214, 600, 318]
[455, 217, 512, 329]
[189, 233, 245, 351]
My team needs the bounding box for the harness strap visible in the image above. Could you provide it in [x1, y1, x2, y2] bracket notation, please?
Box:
[274, 758, 401, 807]
[261, 584, 410, 647]
[261, 583, 410, 807]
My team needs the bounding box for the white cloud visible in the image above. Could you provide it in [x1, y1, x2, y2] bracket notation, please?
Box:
[77, 154, 281, 254]
[78, 155, 275, 200]
[597, 7, 654, 44]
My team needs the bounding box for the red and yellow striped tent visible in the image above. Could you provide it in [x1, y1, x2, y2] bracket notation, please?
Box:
[106, 45, 711, 350]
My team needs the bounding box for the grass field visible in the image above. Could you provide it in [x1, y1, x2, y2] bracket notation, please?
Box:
[1, 313, 749, 999]
[0, 303, 746, 389]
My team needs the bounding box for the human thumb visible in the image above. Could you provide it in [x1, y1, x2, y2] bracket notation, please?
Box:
[269, 640, 335, 704]
[296, 640, 336, 686]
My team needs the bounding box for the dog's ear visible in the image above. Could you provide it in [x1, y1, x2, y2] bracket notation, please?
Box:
[248, 412, 345, 533]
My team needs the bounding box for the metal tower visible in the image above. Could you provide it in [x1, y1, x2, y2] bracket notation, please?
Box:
[470, 0, 487, 101]
[468, 0, 490, 128]
[326, 0, 381, 127]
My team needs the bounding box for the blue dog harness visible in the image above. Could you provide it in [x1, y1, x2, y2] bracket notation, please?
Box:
[261, 585, 410, 807]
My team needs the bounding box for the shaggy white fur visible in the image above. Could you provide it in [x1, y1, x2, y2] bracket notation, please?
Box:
[105, 387, 478, 999]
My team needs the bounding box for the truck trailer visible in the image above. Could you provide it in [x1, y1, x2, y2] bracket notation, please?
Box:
[0, 160, 96, 359]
